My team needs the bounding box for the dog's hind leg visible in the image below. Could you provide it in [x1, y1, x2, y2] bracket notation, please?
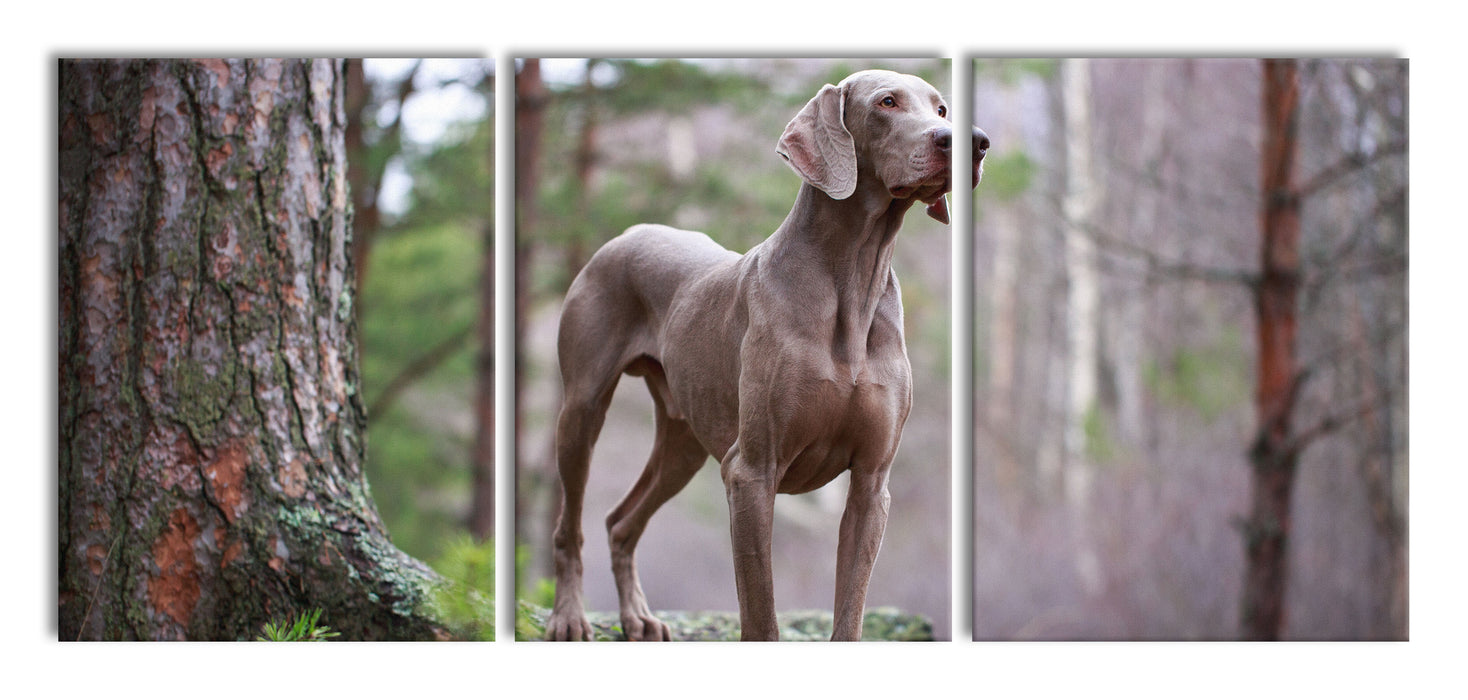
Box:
[604, 359, 709, 641]
[543, 308, 630, 640]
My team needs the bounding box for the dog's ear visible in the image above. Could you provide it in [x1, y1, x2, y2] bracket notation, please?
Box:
[776, 83, 857, 200]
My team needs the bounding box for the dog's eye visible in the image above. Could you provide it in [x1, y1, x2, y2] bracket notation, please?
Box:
[937, 105, 947, 118]
[881, 96, 896, 107]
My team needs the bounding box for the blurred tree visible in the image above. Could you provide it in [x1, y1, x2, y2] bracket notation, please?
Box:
[470, 67, 498, 541]
[973, 58, 1406, 641]
[1060, 58, 1103, 595]
[514, 58, 550, 557]
[1241, 58, 1408, 640]
[1241, 58, 1304, 641]
[353, 59, 494, 557]
[345, 59, 419, 292]
[59, 58, 445, 640]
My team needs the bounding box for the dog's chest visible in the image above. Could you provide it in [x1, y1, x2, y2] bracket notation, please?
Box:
[774, 353, 911, 494]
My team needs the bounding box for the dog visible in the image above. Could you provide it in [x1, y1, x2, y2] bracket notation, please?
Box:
[544, 69, 988, 640]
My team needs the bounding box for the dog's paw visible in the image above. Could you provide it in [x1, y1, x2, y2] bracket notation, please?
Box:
[544, 611, 595, 641]
[620, 611, 672, 641]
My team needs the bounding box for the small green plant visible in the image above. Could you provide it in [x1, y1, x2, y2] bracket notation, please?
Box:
[256, 608, 340, 642]
[427, 535, 496, 640]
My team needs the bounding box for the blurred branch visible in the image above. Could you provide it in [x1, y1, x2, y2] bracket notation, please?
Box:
[1301, 184, 1407, 312]
[1058, 214, 1259, 288]
[1297, 139, 1407, 200]
[1287, 393, 1388, 455]
[367, 323, 473, 418]
[1297, 312, 1407, 376]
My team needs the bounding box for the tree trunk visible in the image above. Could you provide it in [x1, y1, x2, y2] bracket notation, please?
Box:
[468, 156, 496, 539]
[1061, 58, 1100, 506]
[514, 59, 554, 578]
[1060, 58, 1102, 595]
[59, 58, 445, 641]
[1241, 58, 1302, 641]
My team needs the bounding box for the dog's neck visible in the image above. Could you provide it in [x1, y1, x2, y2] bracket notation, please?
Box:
[763, 183, 916, 363]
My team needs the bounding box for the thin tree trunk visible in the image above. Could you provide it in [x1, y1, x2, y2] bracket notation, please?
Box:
[59, 58, 444, 641]
[468, 98, 497, 539]
[1348, 284, 1407, 639]
[566, 59, 600, 276]
[514, 59, 551, 577]
[1061, 58, 1100, 508]
[1241, 58, 1302, 641]
[1060, 58, 1102, 596]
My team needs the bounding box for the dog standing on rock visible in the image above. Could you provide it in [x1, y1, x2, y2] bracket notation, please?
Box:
[545, 69, 988, 641]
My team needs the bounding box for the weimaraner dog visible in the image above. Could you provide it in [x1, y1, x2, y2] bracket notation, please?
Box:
[545, 69, 988, 641]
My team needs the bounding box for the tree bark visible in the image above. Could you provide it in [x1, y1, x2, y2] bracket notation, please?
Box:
[59, 58, 445, 641]
[1241, 58, 1302, 641]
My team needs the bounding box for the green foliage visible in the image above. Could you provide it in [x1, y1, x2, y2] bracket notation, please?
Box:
[593, 59, 771, 115]
[515, 542, 556, 608]
[426, 536, 496, 641]
[974, 58, 1059, 84]
[1083, 403, 1117, 463]
[396, 116, 493, 230]
[1146, 326, 1251, 422]
[256, 608, 340, 642]
[359, 220, 481, 563]
[981, 149, 1037, 202]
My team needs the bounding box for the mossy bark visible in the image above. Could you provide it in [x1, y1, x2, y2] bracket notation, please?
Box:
[59, 59, 445, 640]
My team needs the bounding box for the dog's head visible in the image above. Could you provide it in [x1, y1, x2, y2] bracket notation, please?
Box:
[776, 69, 988, 224]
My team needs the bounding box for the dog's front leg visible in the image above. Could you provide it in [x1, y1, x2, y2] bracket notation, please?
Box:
[721, 444, 780, 641]
[831, 468, 891, 641]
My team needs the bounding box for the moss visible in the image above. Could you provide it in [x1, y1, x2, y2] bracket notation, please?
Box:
[170, 355, 237, 438]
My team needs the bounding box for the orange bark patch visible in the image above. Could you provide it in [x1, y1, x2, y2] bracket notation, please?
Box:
[280, 454, 308, 499]
[205, 439, 250, 522]
[205, 140, 234, 180]
[138, 85, 158, 138]
[221, 539, 243, 569]
[89, 503, 111, 532]
[87, 544, 108, 576]
[85, 112, 111, 145]
[194, 58, 231, 89]
[149, 508, 201, 628]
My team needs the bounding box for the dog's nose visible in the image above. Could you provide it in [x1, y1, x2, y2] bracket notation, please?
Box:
[932, 126, 952, 154]
[973, 126, 990, 160]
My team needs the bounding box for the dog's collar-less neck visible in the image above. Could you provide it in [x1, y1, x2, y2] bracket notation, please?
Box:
[764, 183, 913, 361]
